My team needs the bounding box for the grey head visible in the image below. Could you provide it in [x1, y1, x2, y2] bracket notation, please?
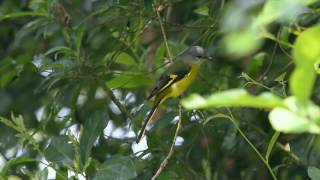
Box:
[186, 46, 206, 58]
[182, 46, 208, 64]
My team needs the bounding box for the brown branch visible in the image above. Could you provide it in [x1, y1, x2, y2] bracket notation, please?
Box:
[151, 102, 182, 180]
[154, 4, 173, 62]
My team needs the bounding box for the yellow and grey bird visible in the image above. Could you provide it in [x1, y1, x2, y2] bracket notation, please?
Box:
[136, 46, 209, 143]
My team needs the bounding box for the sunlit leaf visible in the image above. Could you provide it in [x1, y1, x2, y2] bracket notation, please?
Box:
[182, 89, 284, 109]
[269, 108, 320, 133]
[222, 31, 263, 57]
[314, 58, 320, 74]
[253, 0, 311, 28]
[290, 25, 320, 103]
[115, 53, 137, 66]
[269, 97, 320, 134]
[194, 5, 209, 16]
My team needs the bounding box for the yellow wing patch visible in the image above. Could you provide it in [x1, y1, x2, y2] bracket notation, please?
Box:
[157, 74, 178, 93]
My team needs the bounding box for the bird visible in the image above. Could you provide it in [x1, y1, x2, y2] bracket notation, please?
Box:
[136, 46, 209, 143]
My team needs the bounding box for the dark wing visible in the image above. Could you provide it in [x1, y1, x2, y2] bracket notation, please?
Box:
[147, 63, 191, 100]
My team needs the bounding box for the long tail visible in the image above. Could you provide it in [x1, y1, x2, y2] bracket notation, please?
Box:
[136, 103, 160, 143]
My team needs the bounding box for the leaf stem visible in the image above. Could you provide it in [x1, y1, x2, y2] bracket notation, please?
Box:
[226, 108, 277, 180]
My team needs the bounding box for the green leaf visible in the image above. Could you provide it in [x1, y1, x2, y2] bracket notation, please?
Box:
[93, 156, 137, 180]
[44, 46, 74, 56]
[182, 89, 284, 109]
[194, 5, 209, 16]
[115, 53, 137, 65]
[44, 136, 75, 165]
[222, 31, 263, 57]
[0, 70, 17, 88]
[308, 166, 320, 180]
[265, 131, 280, 162]
[80, 110, 108, 166]
[1, 157, 35, 178]
[76, 25, 85, 59]
[245, 52, 266, 77]
[269, 109, 320, 134]
[290, 25, 320, 103]
[253, 0, 314, 28]
[314, 58, 320, 74]
[33, 167, 48, 180]
[155, 43, 166, 66]
[0, 12, 48, 21]
[269, 97, 320, 134]
[106, 74, 153, 88]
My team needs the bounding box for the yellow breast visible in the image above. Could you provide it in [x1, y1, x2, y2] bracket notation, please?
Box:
[168, 64, 200, 98]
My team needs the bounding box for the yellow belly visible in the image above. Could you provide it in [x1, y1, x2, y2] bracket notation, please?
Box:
[167, 64, 200, 98]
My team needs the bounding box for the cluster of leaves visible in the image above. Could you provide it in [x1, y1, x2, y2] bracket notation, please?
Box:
[1, 0, 320, 179]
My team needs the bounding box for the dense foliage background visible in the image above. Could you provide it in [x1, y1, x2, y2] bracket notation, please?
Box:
[1, 0, 320, 179]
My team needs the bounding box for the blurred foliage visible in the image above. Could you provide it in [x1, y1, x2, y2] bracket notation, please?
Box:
[1, 0, 320, 179]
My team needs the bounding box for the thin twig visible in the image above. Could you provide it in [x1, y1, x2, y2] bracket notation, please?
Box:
[155, 4, 173, 62]
[102, 83, 134, 121]
[226, 108, 277, 180]
[151, 103, 182, 180]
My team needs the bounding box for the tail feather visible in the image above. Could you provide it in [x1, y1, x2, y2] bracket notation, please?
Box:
[136, 104, 159, 143]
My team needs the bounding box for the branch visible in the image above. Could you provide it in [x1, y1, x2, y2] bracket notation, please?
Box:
[154, 4, 173, 62]
[226, 108, 277, 180]
[102, 83, 134, 121]
[151, 102, 182, 180]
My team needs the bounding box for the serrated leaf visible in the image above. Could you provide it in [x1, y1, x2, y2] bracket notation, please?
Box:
[80, 110, 108, 166]
[93, 156, 137, 180]
[182, 89, 284, 109]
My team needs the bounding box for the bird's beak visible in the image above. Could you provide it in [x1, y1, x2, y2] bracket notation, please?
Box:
[205, 56, 213, 62]
[204, 56, 213, 63]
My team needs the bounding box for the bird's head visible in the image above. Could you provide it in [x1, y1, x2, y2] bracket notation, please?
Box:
[183, 46, 212, 65]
